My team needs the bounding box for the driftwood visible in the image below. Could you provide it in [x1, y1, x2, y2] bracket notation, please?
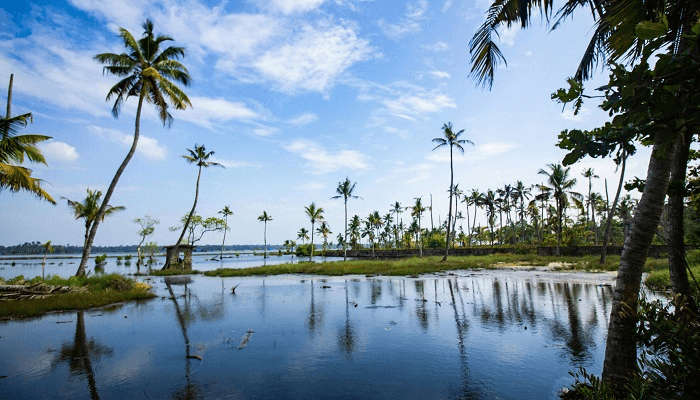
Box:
[0, 283, 80, 300]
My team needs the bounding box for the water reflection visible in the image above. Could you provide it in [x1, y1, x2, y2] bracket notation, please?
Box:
[4, 272, 615, 399]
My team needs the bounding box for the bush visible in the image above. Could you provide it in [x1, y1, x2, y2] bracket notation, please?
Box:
[94, 254, 107, 266]
[295, 243, 313, 257]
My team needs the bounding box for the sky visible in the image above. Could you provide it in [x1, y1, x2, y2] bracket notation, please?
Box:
[0, 0, 651, 247]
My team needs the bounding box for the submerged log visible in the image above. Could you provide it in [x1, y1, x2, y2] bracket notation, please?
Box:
[0, 283, 78, 301]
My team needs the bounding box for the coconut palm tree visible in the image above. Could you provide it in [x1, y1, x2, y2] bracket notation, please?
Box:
[481, 190, 497, 245]
[410, 197, 426, 257]
[1, 74, 55, 204]
[470, 1, 699, 390]
[391, 201, 403, 247]
[432, 122, 473, 261]
[168, 145, 222, 268]
[65, 189, 124, 268]
[305, 202, 324, 259]
[513, 181, 532, 243]
[349, 215, 361, 249]
[297, 228, 309, 245]
[316, 221, 331, 254]
[538, 163, 580, 255]
[257, 211, 272, 259]
[78, 20, 191, 276]
[582, 168, 599, 229]
[467, 189, 482, 246]
[41, 240, 53, 279]
[218, 206, 233, 260]
[331, 178, 359, 261]
[452, 184, 464, 238]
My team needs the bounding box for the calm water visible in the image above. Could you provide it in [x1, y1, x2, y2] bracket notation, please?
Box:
[0, 253, 343, 280]
[0, 270, 615, 399]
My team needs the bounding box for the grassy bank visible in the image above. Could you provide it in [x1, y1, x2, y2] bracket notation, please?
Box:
[644, 250, 700, 295]
[0, 274, 155, 319]
[138, 268, 201, 276]
[204, 253, 670, 277]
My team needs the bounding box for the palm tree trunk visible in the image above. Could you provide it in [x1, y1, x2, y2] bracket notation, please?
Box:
[556, 200, 562, 256]
[667, 132, 692, 296]
[263, 221, 267, 259]
[601, 133, 677, 393]
[166, 164, 202, 269]
[220, 216, 228, 260]
[343, 200, 348, 261]
[310, 222, 315, 261]
[600, 151, 627, 265]
[76, 91, 145, 277]
[443, 146, 454, 261]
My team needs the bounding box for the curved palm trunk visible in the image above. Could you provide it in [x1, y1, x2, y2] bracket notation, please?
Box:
[76, 91, 145, 277]
[600, 151, 627, 265]
[667, 132, 692, 296]
[602, 133, 677, 393]
[165, 164, 202, 270]
[443, 146, 454, 261]
[220, 216, 228, 261]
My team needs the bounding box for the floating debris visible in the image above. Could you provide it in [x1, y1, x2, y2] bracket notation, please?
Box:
[187, 354, 203, 360]
[238, 329, 255, 350]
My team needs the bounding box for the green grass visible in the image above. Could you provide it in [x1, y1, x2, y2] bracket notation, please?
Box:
[645, 265, 700, 295]
[204, 253, 670, 277]
[0, 274, 155, 319]
[140, 269, 201, 276]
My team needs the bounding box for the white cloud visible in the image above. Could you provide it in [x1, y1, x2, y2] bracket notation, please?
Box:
[426, 141, 516, 163]
[378, 0, 428, 39]
[429, 70, 450, 79]
[477, 142, 517, 156]
[287, 113, 318, 126]
[209, 157, 260, 168]
[525, 50, 533, 57]
[176, 96, 261, 129]
[441, 0, 453, 12]
[383, 126, 409, 139]
[253, 126, 278, 136]
[422, 41, 449, 52]
[88, 125, 166, 160]
[382, 91, 455, 120]
[39, 140, 79, 162]
[252, 22, 373, 93]
[285, 139, 369, 174]
[299, 181, 325, 191]
[561, 107, 588, 122]
[498, 25, 519, 47]
[256, 0, 326, 14]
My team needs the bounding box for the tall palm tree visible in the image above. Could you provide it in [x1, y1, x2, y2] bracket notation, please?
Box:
[468, 189, 482, 246]
[41, 240, 53, 279]
[538, 163, 580, 255]
[482, 190, 497, 245]
[391, 201, 403, 247]
[297, 227, 309, 245]
[1, 74, 54, 204]
[582, 168, 599, 229]
[316, 221, 331, 254]
[432, 122, 473, 260]
[331, 178, 359, 261]
[470, 1, 699, 390]
[452, 184, 464, 237]
[304, 202, 324, 259]
[513, 180, 532, 243]
[218, 206, 233, 260]
[79, 19, 191, 276]
[169, 145, 222, 268]
[349, 215, 361, 249]
[257, 211, 272, 259]
[65, 189, 124, 267]
[410, 197, 426, 257]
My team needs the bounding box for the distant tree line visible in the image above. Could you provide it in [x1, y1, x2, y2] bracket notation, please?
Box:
[0, 242, 279, 256]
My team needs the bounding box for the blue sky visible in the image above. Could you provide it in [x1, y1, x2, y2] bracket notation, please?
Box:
[0, 0, 650, 246]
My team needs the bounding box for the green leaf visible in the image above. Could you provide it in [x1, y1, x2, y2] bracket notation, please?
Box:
[635, 21, 667, 41]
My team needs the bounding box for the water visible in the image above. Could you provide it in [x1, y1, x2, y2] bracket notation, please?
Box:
[0, 270, 615, 399]
[0, 253, 344, 280]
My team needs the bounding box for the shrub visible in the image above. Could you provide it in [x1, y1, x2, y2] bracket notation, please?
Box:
[295, 243, 313, 257]
[94, 254, 107, 266]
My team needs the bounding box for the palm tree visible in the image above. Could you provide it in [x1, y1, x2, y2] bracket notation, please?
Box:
[349, 215, 361, 249]
[470, 1, 699, 390]
[482, 190, 497, 245]
[432, 122, 473, 260]
[316, 221, 331, 254]
[218, 206, 233, 260]
[41, 240, 53, 279]
[65, 189, 124, 268]
[331, 178, 359, 261]
[169, 145, 222, 268]
[79, 20, 191, 276]
[467, 189, 482, 246]
[1, 74, 55, 204]
[297, 228, 309, 245]
[452, 184, 464, 238]
[361, 217, 376, 257]
[391, 201, 403, 247]
[513, 181, 532, 243]
[410, 197, 426, 257]
[582, 168, 599, 230]
[304, 202, 324, 259]
[257, 211, 272, 258]
[538, 163, 580, 255]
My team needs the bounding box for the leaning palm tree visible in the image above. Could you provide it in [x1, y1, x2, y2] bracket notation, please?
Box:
[78, 19, 191, 276]
[167, 145, 222, 268]
[257, 211, 272, 258]
[218, 206, 233, 260]
[65, 189, 124, 269]
[331, 178, 359, 261]
[538, 163, 580, 255]
[1, 74, 54, 204]
[304, 203, 324, 259]
[41, 240, 54, 279]
[432, 122, 473, 261]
